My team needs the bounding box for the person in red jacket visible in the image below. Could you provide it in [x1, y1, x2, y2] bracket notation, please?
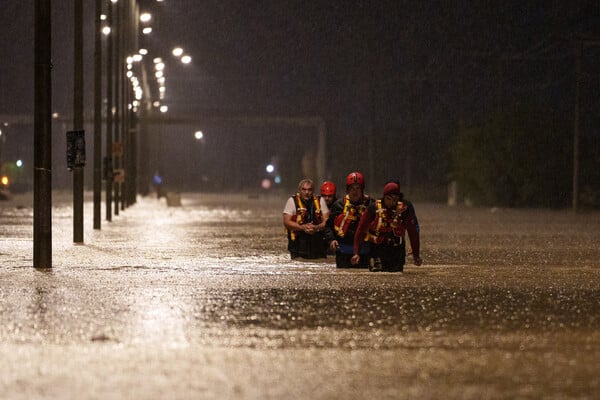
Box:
[351, 181, 422, 272]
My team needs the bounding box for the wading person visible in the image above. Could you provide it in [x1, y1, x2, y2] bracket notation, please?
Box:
[320, 181, 337, 208]
[320, 180, 338, 256]
[351, 181, 422, 272]
[324, 172, 374, 268]
[283, 178, 330, 259]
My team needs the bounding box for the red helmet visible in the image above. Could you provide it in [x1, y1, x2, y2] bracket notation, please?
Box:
[320, 181, 336, 196]
[346, 172, 364, 188]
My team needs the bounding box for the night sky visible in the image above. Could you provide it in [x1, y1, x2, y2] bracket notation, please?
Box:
[0, 1, 598, 194]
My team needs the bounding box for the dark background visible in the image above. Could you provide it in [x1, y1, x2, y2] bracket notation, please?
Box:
[0, 1, 598, 203]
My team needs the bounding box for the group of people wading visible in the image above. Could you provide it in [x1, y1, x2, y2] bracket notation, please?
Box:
[282, 172, 422, 272]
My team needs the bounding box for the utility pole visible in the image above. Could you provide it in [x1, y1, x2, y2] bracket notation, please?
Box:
[105, 0, 114, 222]
[34, 0, 52, 267]
[72, 0, 84, 243]
[113, 0, 122, 216]
[572, 42, 581, 213]
[93, 0, 102, 229]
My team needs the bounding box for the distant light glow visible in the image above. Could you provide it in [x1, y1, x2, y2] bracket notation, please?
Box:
[181, 55, 192, 64]
[16, 160, 23, 168]
[266, 164, 275, 174]
[159, 105, 168, 113]
[261, 179, 272, 190]
[194, 131, 204, 140]
[1, 176, 8, 186]
[140, 13, 152, 23]
[139, 48, 148, 55]
[102, 26, 111, 35]
[274, 175, 282, 184]
[142, 27, 152, 35]
[172, 47, 184, 57]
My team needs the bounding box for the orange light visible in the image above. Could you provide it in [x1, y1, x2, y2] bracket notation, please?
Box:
[1, 176, 8, 186]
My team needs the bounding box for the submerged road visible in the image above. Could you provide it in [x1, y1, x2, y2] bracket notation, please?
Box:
[1, 192, 599, 399]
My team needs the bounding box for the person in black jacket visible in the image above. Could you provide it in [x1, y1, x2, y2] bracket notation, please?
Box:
[283, 178, 330, 259]
[324, 172, 374, 268]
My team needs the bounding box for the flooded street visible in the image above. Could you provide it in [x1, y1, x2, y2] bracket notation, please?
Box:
[1, 192, 599, 399]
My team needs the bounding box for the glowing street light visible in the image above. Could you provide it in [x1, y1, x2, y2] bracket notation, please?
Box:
[172, 47, 184, 57]
[140, 13, 152, 23]
[194, 131, 204, 140]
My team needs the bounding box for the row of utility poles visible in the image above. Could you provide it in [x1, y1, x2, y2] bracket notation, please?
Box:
[34, 0, 147, 268]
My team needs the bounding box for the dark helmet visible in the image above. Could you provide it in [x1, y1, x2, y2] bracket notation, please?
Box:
[320, 181, 336, 196]
[346, 172, 364, 188]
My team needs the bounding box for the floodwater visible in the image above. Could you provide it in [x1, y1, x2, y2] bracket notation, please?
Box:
[0, 191, 599, 399]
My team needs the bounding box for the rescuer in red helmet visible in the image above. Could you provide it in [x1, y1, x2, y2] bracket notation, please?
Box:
[351, 180, 423, 272]
[320, 181, 337, 208]
[324, 172, 375, 268]
[283, 178, 331, 259]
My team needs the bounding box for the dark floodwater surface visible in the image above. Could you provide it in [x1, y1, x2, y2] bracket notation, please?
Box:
[1, 192, 598, 399]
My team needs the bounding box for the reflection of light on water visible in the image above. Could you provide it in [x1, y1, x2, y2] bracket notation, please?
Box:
[130, 288, 189, 346]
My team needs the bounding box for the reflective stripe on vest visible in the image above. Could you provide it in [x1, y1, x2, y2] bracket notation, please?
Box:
[367, 199, 407, 245]
[334, 194, 369, 239]
[288, 194, 323, 241]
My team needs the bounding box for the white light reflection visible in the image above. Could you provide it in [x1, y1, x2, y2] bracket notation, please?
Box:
[130, 288, 189, 346]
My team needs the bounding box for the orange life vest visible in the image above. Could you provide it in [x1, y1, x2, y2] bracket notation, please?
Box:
[333, 194, 370, 238]
[367, 199, 407, 245]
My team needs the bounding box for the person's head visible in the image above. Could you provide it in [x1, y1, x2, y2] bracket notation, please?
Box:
[320, 181, 336, 205]
[384, 179, 404, 199]
[346, 172, 365, 203]
[297, 178, 314, 201]
[382, 182, 401, 208]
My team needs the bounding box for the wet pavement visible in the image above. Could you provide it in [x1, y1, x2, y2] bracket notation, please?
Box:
[1, 191, 599, 399]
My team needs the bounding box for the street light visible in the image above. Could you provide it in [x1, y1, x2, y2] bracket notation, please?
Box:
[140, 13, 151, 23]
